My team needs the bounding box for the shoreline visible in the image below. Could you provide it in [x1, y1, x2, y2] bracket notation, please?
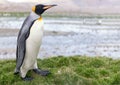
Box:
[1, 16, 120, 59]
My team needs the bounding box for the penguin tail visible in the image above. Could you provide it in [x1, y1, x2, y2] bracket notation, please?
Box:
[14, 68, 19, 75]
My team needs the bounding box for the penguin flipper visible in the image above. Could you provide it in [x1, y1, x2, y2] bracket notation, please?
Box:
[15, 30, 30, 73]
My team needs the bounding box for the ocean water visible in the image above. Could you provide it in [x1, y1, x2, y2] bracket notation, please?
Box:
[0, 17, 120, 59]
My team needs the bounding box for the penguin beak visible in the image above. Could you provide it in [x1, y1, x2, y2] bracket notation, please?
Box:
[43, 4, 57, 10]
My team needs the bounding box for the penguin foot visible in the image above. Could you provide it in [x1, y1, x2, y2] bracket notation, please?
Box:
[21, 76, 33, 81]
[33, 69, 50, 76]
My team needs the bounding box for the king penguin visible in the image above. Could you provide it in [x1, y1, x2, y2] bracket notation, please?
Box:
[14, 4, 57, 81]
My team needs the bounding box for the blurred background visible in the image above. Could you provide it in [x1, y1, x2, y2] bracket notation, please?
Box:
[1, 0, 120, 59]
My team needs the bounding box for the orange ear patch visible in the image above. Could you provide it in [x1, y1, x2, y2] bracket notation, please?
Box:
[32, 6, 36, 12]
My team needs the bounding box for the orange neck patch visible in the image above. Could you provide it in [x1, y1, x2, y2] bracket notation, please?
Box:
[38, 16, 43, 21]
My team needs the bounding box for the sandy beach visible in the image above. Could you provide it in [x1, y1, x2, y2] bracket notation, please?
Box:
[1, 0, 120, 14]
[0, 0, 80, 13]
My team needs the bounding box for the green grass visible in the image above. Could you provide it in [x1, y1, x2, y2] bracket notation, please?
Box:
[0, 56, 120, 85]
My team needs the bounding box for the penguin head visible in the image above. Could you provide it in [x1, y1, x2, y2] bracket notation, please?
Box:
[32, 4, 57, 15]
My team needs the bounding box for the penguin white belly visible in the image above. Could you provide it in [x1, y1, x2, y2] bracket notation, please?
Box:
[21, 19, 44, 71]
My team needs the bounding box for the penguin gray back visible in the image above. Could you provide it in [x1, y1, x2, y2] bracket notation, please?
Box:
[15, 12, 39, 73]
